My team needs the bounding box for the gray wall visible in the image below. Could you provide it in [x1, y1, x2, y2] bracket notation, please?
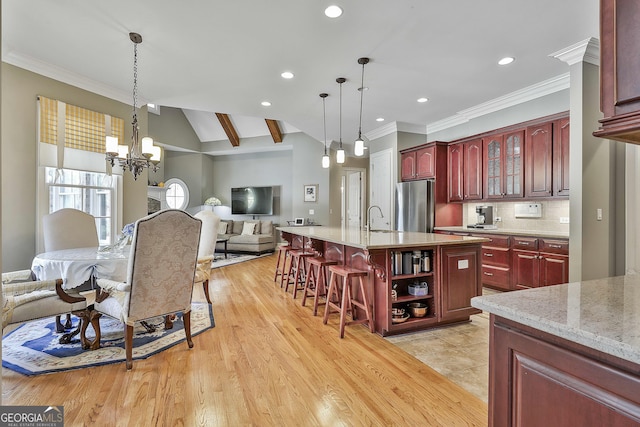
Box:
[1, 63, 148, 271]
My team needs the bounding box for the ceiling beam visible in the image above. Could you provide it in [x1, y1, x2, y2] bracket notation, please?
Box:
[215, 113, 240, 147]
[265, 119, 283, 143]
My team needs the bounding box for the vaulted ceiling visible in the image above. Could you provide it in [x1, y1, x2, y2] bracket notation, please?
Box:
[2, 1, 599, 155]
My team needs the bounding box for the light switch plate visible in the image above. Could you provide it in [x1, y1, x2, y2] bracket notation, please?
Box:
[559, 217, 570, 224]
[309, 209, 314, 215]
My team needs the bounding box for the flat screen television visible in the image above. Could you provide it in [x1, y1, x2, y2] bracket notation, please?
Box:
[231, 186, 274, 215]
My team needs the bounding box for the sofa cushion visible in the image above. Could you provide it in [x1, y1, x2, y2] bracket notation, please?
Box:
[246, 220, 261, 234]
[228, 233, 274, 244]
[232, 220, 244, 235]
[241, 222, 256, 235]
[260, 220, 273, 235]
[218, 222, 228, 235]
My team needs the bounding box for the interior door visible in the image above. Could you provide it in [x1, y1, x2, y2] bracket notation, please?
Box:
[369, 149, 393, 230]
[347, 171, 362, 229]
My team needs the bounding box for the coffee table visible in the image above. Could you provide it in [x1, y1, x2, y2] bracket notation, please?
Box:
[216, 238, 229, 259]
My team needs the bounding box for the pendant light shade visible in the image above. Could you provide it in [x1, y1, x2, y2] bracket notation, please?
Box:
[354, 57, 370, 157]
[336, 77, 346, 164]
[320, 93, 330, 169]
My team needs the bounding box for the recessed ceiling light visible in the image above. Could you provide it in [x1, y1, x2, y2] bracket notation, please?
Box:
[498, 57, 515, 65]
[281, 71, 294, 79]
[325, 5, 343, 18]
[261, 101, 271, 107]
[376, 117, 385, 122]
[417, 97, 429, 103]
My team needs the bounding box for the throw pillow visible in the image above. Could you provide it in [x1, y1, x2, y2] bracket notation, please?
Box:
[218, 222, 228, 235]
[241, 222, 256, 235]
[246, 220, 261, 234]
[261, 220, 273, 235]
[232, 220, 244, 235]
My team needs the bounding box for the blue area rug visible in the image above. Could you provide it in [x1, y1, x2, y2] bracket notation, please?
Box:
[2, 302, 214, 376]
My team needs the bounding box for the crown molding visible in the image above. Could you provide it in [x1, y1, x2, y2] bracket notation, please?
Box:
[365, 122, 398, 141]
[550, 37, 600, 66]
[427, 73, 570, 134]
[3, 51, 140, 105]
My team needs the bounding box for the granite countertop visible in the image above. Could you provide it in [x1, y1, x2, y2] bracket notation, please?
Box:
[277, 226, 488, 250]
[472, 275, 640, 365]
[435, 226, 569, 239]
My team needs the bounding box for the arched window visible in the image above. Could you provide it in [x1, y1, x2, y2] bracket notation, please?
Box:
[164, 178, 189, 210]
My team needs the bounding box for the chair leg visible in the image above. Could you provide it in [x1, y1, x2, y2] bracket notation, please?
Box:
[202, 279, 212, 304]
[183, 310, 194, 349]
[323, 272, 337, 325]
[339, 277, 351, 339]
[301, 264, 316, 308]
[125, 324, 134, 370]
[55, 315, 65, 333]
[312, 266, 327, 316]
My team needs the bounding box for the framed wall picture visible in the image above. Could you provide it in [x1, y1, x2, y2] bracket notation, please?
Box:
[304, 184, 318, 202]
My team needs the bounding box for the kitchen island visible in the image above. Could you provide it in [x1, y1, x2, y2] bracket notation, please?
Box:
[472, 275, 640, 426]
[277, 226, 487, 336]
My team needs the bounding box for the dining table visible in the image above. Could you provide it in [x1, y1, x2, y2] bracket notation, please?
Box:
[30, 246, 130, 349]
[31, 246, 130, 290]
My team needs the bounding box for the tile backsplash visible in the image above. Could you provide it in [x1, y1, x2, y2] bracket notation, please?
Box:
[463, 200, 570, 233]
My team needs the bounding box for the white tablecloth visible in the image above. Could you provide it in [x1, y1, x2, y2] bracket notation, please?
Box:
[31, 247, 130, 290]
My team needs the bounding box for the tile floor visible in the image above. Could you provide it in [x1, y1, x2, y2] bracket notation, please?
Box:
[386, 288, 499, 403]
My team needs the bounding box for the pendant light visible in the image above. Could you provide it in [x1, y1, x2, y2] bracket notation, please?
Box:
[336, 77, 346, 164]
[354, 57, 370, 157]
[320, 93, 330, 168]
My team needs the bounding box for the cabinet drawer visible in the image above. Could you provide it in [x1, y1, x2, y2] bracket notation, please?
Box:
[481, 265, 510, 286]
[482, 247, 510, 267]
[512, 237, 538, 250]
[472, 234, 510, 248]
[540, 238, 569, 255]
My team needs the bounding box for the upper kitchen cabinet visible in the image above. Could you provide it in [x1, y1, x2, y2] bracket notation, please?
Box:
[401, 145, 436, 180]
[447, 142, 464, 202]
[594, 0, 640, 144]
[463, 139, 483, 200]
[483, 130, 524, 199]
[525, 118, 570, 198]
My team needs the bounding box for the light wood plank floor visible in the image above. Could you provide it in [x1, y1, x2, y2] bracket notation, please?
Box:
[3, 253, 488, 426]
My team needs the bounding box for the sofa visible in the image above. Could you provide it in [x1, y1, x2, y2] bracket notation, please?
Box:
[215, 219, 277, 255]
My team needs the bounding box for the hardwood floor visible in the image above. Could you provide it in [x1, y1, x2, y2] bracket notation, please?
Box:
[3, 253, 488, 426]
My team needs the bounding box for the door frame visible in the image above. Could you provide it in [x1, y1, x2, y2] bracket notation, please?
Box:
[340, 167, 367, 229]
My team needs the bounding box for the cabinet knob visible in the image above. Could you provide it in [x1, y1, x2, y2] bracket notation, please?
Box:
[549, 244, 562, 248]
[483, 272, 494, 276]
[484, 253, 494, 257]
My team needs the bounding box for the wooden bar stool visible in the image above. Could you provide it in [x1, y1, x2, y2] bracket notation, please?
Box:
[285, 249, 314, 298]
[323, 265, 374, 338]
[301, 256, 339, 315]
[274, 244, 292, 288]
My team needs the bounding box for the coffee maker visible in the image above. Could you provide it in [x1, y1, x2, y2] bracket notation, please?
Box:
[468, 205, 496, 229]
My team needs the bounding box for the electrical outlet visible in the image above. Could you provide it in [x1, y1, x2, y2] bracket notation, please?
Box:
[309, 209, 314, 215]
[559, 217, 570, 224]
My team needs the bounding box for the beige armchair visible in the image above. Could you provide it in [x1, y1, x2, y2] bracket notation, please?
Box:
[1, 270, 86, 332]
[94, 209, 202, 370]
[193, 210, 221, 304]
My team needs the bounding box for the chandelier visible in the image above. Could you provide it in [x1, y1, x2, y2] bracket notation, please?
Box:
[105, 32, 161, 180]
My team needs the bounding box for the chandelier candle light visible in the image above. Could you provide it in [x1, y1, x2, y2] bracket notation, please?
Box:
[354, 57, 370, 157]
[320, 93, 330, 168]
[336, 77, 346, 164]
[105, 32, 161, 180]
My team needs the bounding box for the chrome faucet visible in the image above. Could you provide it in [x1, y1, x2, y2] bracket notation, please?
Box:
[366, 205, 384, 232]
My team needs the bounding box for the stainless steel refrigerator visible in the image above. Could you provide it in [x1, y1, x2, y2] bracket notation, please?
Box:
[395, 180, 435, 232]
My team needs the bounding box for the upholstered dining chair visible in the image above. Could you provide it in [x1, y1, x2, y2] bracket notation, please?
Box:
[1, 269, 86, 331]
[42, 208, 99, 330]
[93, 209, 202, 370]
[42, 208, 99, 252]
[193, 210, 221, 304]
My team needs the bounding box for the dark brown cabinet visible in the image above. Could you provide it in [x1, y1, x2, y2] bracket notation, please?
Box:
[512, 237, 569, 290]
[525, 118, 570, 198]
[447, 143, 464, 202]
[490, 317, 640, 427]
[400, 146, 435, 180]
[439, 244, 482, 322]
[483, 130, 524, 199]
[476, 234, 511, 291]
[594, 0, 640, 144]
[463, 139, 483, 200]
